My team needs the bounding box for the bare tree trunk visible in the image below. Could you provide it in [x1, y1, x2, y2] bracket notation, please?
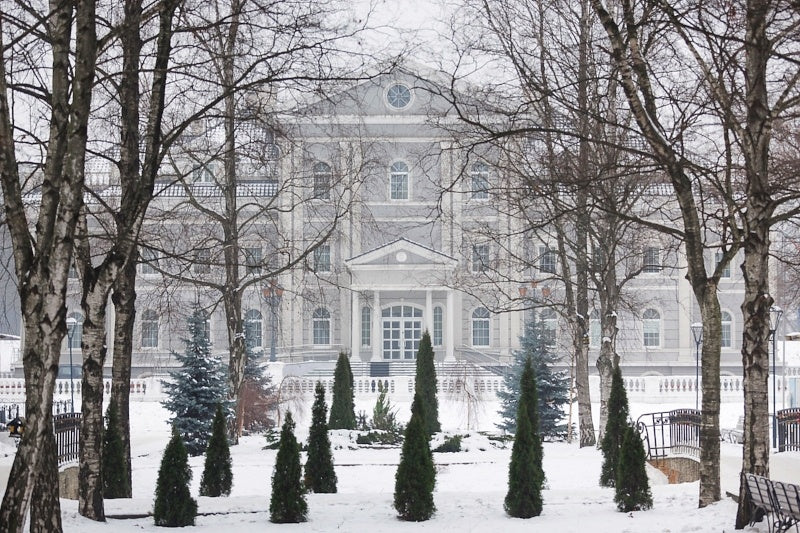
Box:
[30, 428, 62, 533]
[111, 257, 136, 498]
[696, 290, 722, 506]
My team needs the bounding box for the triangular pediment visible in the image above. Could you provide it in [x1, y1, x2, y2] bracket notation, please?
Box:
[345, 238, 458, 271]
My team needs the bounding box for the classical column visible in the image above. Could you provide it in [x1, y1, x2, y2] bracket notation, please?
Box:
[372, 289, 381, 361]
[351, 291, 360, 361]
[425, 290, 434, 335]
[446, 289, 456, 361]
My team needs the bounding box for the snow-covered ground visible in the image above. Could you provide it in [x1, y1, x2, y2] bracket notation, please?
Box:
[0, 399, 793, 532]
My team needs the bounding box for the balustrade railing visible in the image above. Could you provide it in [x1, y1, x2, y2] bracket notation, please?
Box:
[636, 408, 701, 459]
[778, 408, 800, 452]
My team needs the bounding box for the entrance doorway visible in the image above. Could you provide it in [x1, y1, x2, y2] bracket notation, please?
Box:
[382, 305, 422, 359]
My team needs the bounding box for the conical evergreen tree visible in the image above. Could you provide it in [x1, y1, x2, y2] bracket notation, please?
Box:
[305, 382, 337, 493]
[615, 424, 653, 512]
[162, 307, 229, 455]
[504, 393, 544, 518]
[153, 431, 197, 527]
[599, 364, 630, 487]
[415, 330, 440, 435]
[200, 404, 233, 497]
[497, 317, 570, 439]
[394, 393, 436, 521]
[329, 352, 356, 429]
[270, 411, 308, 523]
[102, 398, 129, 499]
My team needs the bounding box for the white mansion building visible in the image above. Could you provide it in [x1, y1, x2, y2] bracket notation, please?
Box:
[7, 65, 791, 386]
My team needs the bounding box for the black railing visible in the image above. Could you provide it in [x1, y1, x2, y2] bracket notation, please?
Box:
[778, 408, 800, 452]
[636, 408, 700, 459]
[54, 412, 81, 465]
[0, 401, 73, 427]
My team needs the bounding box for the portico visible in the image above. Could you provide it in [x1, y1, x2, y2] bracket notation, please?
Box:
[345, 239, 459, 363]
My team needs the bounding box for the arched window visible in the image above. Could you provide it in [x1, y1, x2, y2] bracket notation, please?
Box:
[539, 308, 557, 347]
[472, 307, 490, 346]
[589, 309, 601, 348]
[721, 311, 732, 348]
[643, 309, 660, 347]
[245, 309, 263, 348]
[313, 308, 331, 345]
[312, 162, 331, 199]
[67, 312, 83, 350]
[141, 309, 159, 348]
[433, 306, 444, 346]
[390, 161, 409, 200]
[470, 161, 490, 199]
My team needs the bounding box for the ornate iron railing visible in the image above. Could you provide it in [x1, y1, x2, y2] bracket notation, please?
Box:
[636, 408, 700, 459]
[778, 408, 800, 452]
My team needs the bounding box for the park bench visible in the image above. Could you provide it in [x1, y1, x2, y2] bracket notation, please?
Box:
[743, 473, 800, 533]
[723, 415, 744, 443]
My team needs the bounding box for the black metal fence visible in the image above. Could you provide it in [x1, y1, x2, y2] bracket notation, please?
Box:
[636, 408, 701, 459]
[0, 401, 74, 426]
[778, 408, 800, 452]
[54, 412, 81, 465]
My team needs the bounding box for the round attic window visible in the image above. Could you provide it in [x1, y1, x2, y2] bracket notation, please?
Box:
[386, 84, 412, 110]
[395, 251, 408, 262]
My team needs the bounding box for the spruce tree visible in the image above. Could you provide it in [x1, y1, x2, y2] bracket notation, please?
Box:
[153, 432, 197, 527]
[162, 307, 229, 455]
[615, 424, 653, 512]
[329, 351, 356, 430]
[305, 382, 337, 493]
[200, 404, 233, 497]
[394, 393, 436, 521]
[497, 317, 569, 439]
[270, 411, 308, 523]
[599, 364, 630, 487]
[504, 394, 544, 518]
[414, 330, 440, 435]
[102, 399, 129, 499]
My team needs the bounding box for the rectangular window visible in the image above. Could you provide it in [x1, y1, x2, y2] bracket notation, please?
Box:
[643, 246, 661, 273]
[433, 307, 443, 346]
[471, 162, 490, 199]
[314, 245, 331, 273]
[390, 163, 409, 200]
[140, 248, 158, 276]
[715, 251, 731, 278]
[472, 244, 490, 273]
[193, 249, 211, 274]
[539, 245, 556, 274]
[361, 306, 371, 347]
[244, 247, 262, 275]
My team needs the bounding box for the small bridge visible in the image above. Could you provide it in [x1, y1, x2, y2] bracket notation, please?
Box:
[636, 408, 700, 459]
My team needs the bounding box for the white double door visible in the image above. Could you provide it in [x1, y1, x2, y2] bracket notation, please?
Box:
[381, 305, 422, 359]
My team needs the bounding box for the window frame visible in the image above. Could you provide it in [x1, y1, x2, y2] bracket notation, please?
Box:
[539, 245, 557, 274]
[472, 243, 491, 273]
[715, 251, 731, 279]
[470, 161, 490, 200]
[389, 161, 409, 200]
[539, 308, 558, 347]
[643, 246, 662, 273]
[312, 161, 332, 200]
[141, 309, 159, 349]
[193, 249, 211, 275]
[642, 308, 661, 347]
[313, 244, 331, 273]
[312, 308, 331, 346]
[472, 307, 490, 347]
[245, 309, 264, 348]
[140, 248, 159, 276]
[721, 311, 732, 348]
[244, 246, 262, 275]
[67, 312, 84, 350]
[433, 306, 444, 346]
[361, 306, 371, 348]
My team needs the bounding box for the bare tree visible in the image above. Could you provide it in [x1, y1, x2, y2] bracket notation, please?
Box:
[589, 0, 800, 514]
[0, 1, 99, 530]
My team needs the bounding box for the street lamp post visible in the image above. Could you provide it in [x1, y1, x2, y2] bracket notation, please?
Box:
[770, 306, 783, 449]
[691, 322, 703, 411]
[66, 316, 77, 413]
[263, 279, 284, 362]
